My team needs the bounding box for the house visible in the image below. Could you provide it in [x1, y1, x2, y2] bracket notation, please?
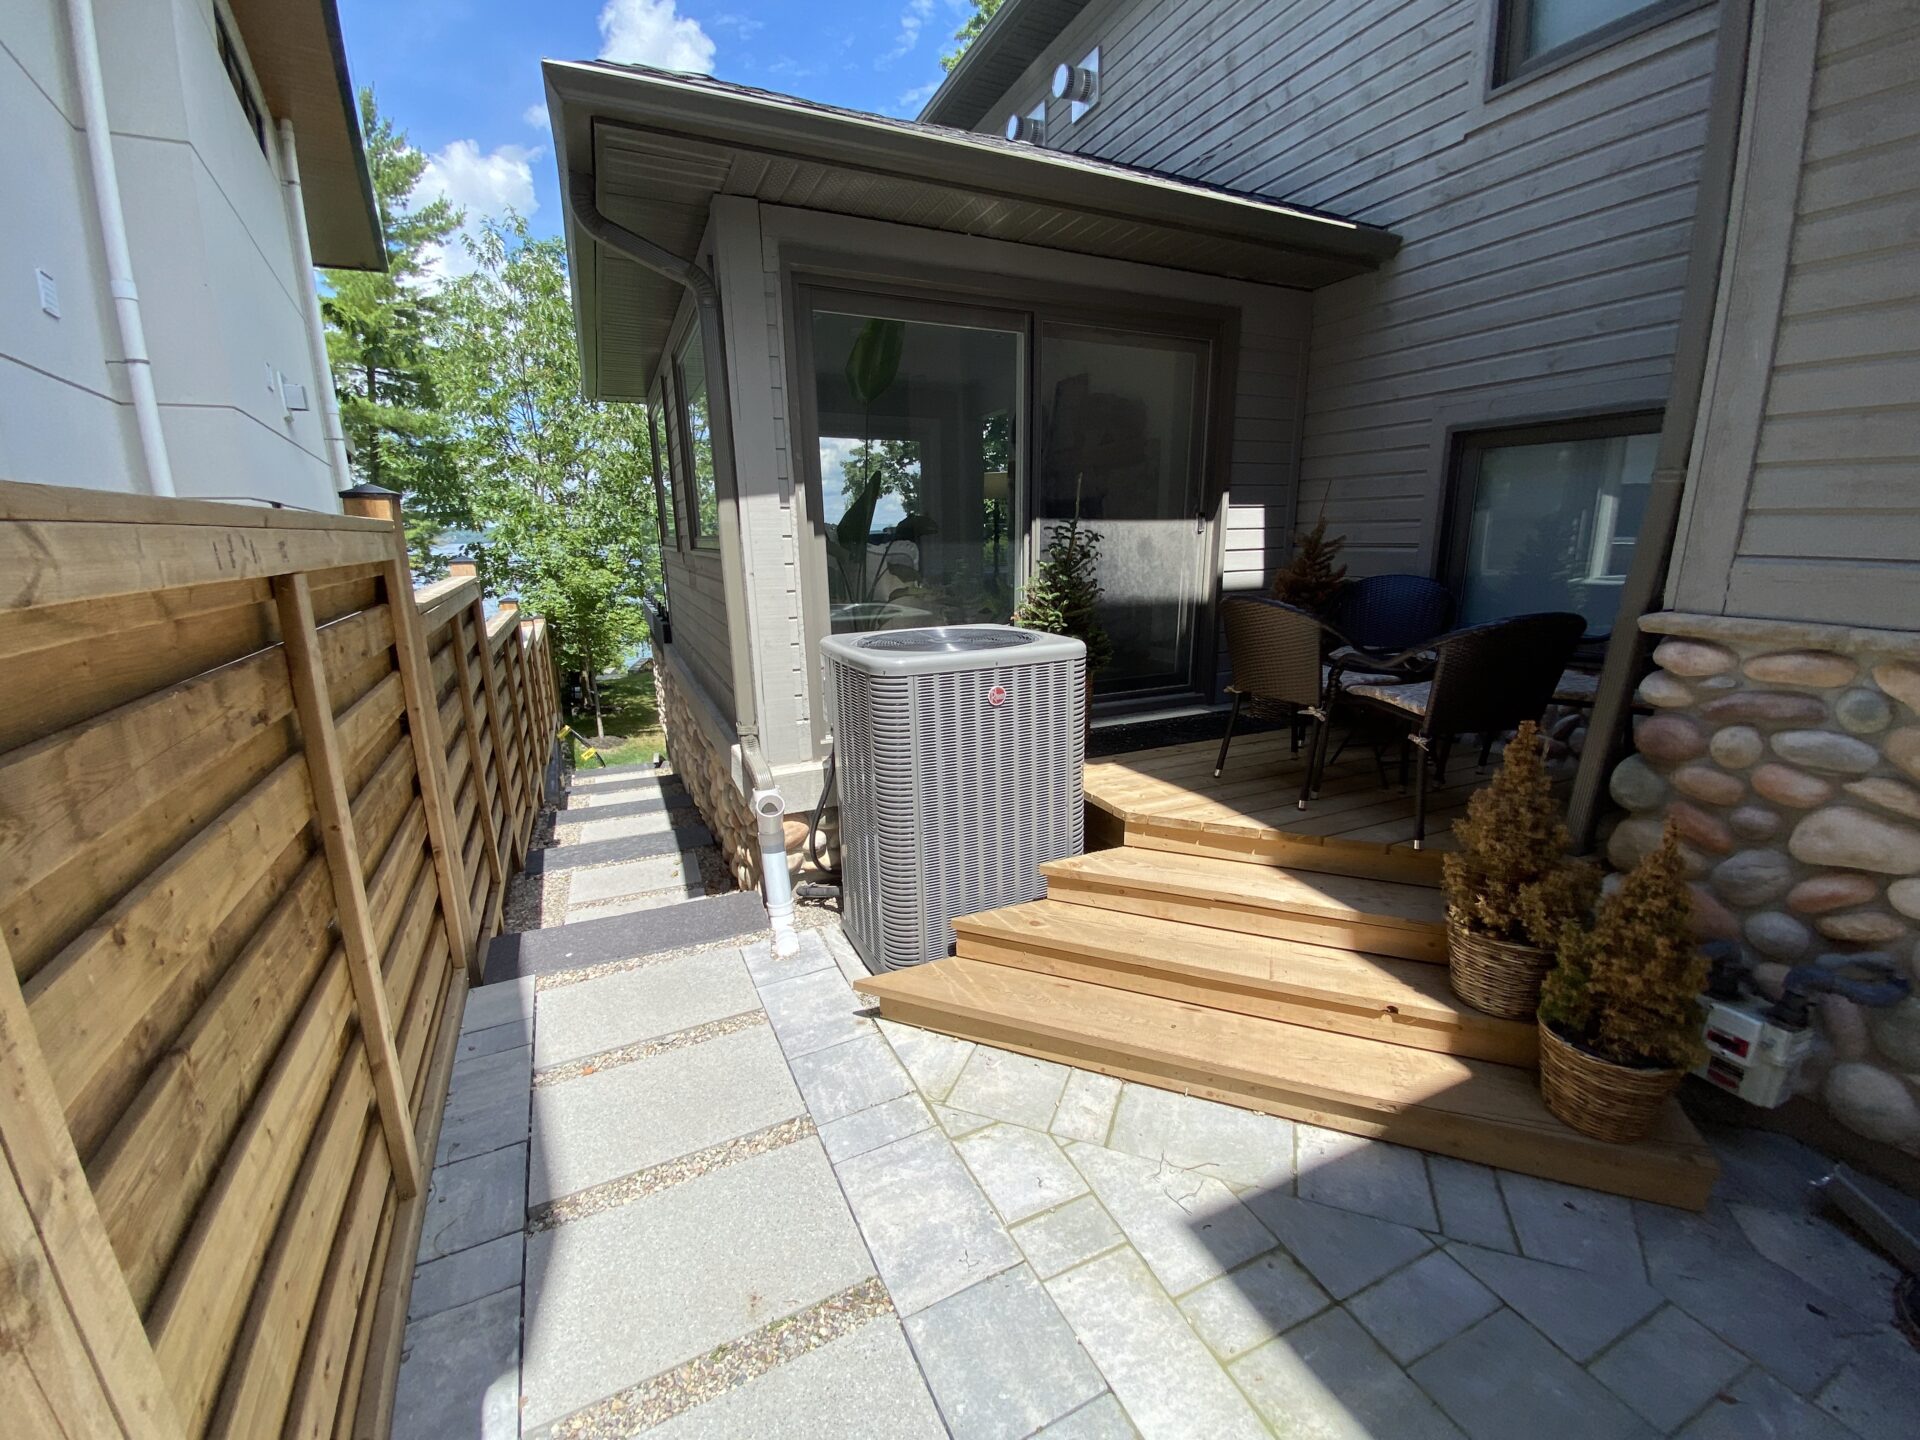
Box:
[1, 0, 375, 511]
[547, 0, 1920, 1169]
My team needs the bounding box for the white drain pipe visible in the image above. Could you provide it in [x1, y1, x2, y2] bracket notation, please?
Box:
[751, 780, 800, 958]
[278, 118, 354, 492]
[67, 0, 174, 497]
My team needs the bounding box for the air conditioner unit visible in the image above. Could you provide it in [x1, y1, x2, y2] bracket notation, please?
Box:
[821, 625, 1086, 972]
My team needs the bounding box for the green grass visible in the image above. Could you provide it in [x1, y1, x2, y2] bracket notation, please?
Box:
[565, 666, 668, 769]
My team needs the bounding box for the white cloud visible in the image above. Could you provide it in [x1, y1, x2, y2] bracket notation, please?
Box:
[711, 13, 765, 38]
[882, 0, 935, 64]
[413, 139, 539, 281]
[522, 101, 550, 129]
[597, 0, 716, 73]
[896, 79, 941, 113]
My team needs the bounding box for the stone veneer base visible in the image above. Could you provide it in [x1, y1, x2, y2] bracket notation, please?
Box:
[1610, 611, 1920, 1157]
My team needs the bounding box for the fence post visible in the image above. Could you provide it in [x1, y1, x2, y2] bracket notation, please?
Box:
[272, 574, 424, 1204]
[445, 602, 505, 943]
[468, 599, 526, 867]
[0, 935, 187, 1440]
[339, 485, 477, 983]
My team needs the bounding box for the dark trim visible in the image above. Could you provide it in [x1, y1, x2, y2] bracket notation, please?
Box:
[672, 327, 723, 550]
[644, 383, 679, 553]
[1487, 0, 1715, 96]
[316, 0, 384, 270]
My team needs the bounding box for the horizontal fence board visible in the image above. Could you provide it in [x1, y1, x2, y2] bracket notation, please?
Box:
[0, 490, 555, 1440]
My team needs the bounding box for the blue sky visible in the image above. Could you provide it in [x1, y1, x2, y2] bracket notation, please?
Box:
[336, 0, 974, 273]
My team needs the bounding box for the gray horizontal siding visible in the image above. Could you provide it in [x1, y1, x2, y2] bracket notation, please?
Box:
[980, 0, 1722, 575]
[662, 549, 735, 719]
[1726, 0, 1920, 626]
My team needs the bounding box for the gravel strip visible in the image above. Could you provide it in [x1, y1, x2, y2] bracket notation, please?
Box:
[526, 1114, 817, 1233]
[540, 1276, 893, 1440]
[532, 1010, 768, 1088]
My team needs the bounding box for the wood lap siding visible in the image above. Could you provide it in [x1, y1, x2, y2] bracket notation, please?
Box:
[1726, 0, 1920, 625]
[978, 0, 1721, 574]
[0, 482, 560, 1440]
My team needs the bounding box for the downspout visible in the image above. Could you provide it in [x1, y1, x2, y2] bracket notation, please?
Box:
[566, 171, 799, 955]
[1566, 0, 1756, 852]
[278, 118, 355, 492]
[66, 0, 174, 497]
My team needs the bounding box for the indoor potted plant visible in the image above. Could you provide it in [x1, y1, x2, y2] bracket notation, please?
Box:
[1441, 721, 1597, 1018]
[1536, 823, 1709, 1143]
[1013, 492, 1111, 725]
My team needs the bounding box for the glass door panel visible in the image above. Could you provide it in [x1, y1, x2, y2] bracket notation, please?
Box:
[808, 306, 1022, 634]
[1036, 324, 1208, 695]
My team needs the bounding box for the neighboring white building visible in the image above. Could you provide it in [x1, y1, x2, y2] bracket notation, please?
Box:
[1, 0, 378, 511]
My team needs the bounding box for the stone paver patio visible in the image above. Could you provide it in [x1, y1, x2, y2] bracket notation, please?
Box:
[392, 768, 1920, 1440]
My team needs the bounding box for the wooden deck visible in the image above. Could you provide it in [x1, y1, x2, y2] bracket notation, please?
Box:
[1085, 730, 1573, 885]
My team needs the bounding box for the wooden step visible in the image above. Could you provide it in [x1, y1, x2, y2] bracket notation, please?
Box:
[953, 901, 1534, 1067]
[1042, 846, 1448, 965]
[854, 960, 1717, 1211]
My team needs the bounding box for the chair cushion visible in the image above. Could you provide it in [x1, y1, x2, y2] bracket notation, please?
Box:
[1322, 663, 1401, 690]
[1344, 678, 1432, 716]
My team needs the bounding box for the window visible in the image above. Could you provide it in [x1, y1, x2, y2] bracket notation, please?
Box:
[214, 10, 267, 154]
[1493, 0, 1700, 85]
[674, 330, 720, 548]
[806, 303, 1022, 634]
[646, 395, 679, 551]
[1443, 414, 1660, 636]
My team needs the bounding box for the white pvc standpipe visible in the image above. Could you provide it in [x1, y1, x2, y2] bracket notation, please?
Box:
[66, 0, 174, 497]
[278, 118, 354, 492]
[752, 787, 801, 957]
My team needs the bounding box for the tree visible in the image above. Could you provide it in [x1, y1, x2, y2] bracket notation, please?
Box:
[321, 91, 464, 570]
[943, 0, 1005, 71]
[432, 216, 660, 738]
[1013, 510, 1113, 675]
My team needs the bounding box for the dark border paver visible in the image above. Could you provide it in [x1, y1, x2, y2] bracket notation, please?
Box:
[524, 824, 714, 875]
[484, 891, 768, 982]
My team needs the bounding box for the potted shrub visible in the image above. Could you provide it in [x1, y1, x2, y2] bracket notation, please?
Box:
[1441, 721, 1598, 1018]
[1013, 502, 1111, 727]
[1536, 824, 1709, 1143]
[1269, 516, 1348, 614]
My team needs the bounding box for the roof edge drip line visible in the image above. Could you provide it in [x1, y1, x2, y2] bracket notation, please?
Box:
[563, 171, 762, 749]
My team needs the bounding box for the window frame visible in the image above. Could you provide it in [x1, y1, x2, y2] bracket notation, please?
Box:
[646, 381, 681, 554]
[1439, 409, 1663, 635]
[212, 5, 268, 155]
[671, 327, 722, 551]
[1488, 0, 1712, 91]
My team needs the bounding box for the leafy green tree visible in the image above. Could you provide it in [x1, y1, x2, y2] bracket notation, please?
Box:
[321, 90, 463, 568]
[943, 0, 1004, 71]
[432, 216, 660, 737]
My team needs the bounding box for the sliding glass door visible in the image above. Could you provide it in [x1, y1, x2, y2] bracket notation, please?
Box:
[800, 291, 1215, 701]
[1036, 323, 1209, 696]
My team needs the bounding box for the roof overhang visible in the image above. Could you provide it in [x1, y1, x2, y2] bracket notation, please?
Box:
[919, 0, 1092, 131]
[227, 0, 383, 270]
[546, 60, 1399, 402]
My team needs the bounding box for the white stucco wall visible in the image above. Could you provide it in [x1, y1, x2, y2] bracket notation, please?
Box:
[0, 0, 341, 509]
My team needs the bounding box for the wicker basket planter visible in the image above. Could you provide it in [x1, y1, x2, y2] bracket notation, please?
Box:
[1446, 916, 1555, 1019]
[1538, 1021, 1685, 1143]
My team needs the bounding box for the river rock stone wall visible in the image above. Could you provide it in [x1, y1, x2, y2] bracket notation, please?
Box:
[1609, 612, 1920, 1155]
[654, 654, 761, 891]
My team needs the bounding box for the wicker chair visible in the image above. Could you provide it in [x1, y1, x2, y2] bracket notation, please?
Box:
[1326, 574, 1454, 660]
[1215, 596, 1387, 806]
[1336, 611, 1587, 848]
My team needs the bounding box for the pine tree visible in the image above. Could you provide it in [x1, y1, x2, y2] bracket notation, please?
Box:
[1013, 514, 1112, 674]
[1270, 517, 1348, 612]
[1539, 825, 1708, 1070]
[321, 90, 463, 569]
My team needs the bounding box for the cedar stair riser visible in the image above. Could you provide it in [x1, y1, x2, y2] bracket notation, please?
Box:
[953, 906, 1536, 1068]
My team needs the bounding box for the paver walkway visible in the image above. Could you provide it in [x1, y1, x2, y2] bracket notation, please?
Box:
[393, 765, 1920, 1440]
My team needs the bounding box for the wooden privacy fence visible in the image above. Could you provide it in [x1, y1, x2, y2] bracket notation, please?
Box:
[0, 480, 557, 1439]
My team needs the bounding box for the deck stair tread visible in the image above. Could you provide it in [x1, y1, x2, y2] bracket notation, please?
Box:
[953, 900, 1533, 1066]
[1042, 846, 1448, 963]
[855, 958, 1716, 1210]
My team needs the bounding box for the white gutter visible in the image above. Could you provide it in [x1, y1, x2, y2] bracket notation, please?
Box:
[66, 0, 174, 497]
[278, 118, 355, 493]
